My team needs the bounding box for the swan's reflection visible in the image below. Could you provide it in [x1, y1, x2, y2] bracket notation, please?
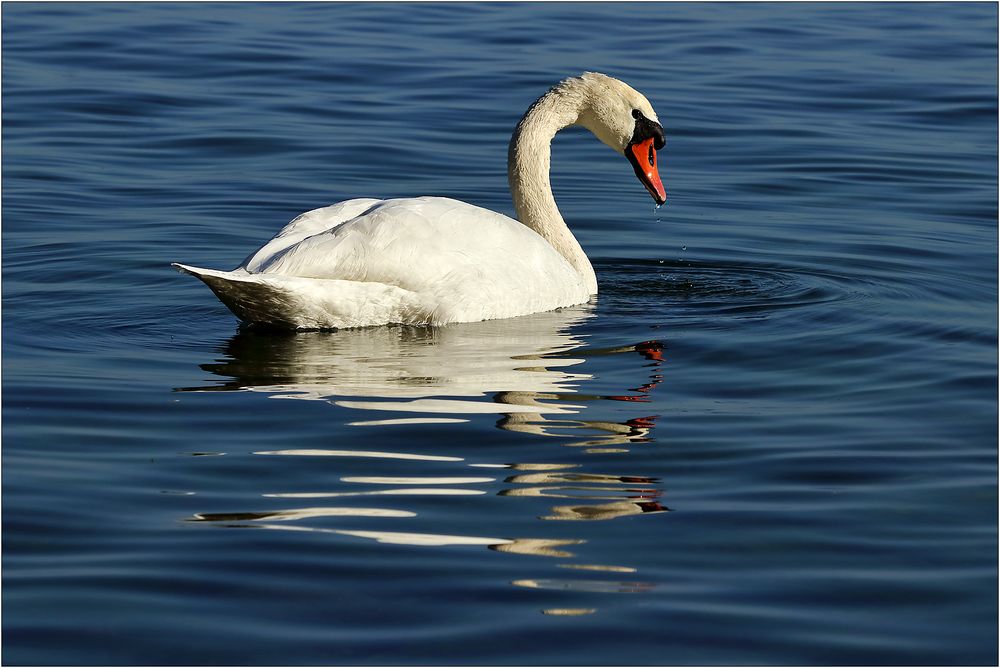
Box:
[191, 306, 593, 399]
[183, 305, 665, 452]
[180, 306, 669, 613]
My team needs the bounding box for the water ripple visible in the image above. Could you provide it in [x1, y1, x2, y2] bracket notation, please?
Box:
[600, 258, 880, 317]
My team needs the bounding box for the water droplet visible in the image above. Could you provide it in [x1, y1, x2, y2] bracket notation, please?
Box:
[681, 246, 687, 252]
[654, 203, 662, 211]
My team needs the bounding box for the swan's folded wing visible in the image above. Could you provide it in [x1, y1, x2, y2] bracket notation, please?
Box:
[248, 198, 572, 286]
[240, 198, 383, 272]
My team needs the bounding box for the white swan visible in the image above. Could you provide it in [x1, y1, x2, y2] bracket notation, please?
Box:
[173, 72, 666, 329]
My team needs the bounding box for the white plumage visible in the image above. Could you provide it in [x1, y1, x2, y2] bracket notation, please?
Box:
[175, 197, 587, 328]
[174, 72, 665, 329]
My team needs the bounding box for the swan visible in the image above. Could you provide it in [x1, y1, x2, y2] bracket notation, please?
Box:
[173, 72, 666, 329]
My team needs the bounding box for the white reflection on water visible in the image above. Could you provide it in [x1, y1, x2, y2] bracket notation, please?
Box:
[255, 449, 463, 461]
[340, 476, 496, 484]
[190, 306, 594, 404]
[542, 608, 598, 616]
[512, 579, 655, 594]
[189, 507, 415, 522]
[263, 488, 487, 498]
[559, 564, 637, 573]
[182, 305, 665, 452]
[180, 305, 669, 613]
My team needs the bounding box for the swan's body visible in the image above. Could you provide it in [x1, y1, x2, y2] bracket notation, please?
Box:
[175, 196, 589, 328]
[174, 72, 665, 329]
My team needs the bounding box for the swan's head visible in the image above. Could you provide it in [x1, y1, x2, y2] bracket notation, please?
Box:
[572, 72, 667, 205]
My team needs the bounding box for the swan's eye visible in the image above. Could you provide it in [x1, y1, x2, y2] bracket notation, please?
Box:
[632, 109, 641, 119]
[648, 144, 655, 166]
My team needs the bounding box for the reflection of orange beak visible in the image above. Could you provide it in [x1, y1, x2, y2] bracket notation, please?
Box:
[626, 137, 666, 205]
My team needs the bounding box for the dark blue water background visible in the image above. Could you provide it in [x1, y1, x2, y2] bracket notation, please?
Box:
[3, 2, 997, 665]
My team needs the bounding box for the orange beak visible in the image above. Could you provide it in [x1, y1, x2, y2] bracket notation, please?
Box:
[626, 137, 666, 205]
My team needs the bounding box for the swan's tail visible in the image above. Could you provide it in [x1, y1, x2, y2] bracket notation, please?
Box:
[171, 263, 421, 329]
[172, 263, 300, 328]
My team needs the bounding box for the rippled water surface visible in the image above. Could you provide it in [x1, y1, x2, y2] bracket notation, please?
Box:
[3, 3, 997, 665]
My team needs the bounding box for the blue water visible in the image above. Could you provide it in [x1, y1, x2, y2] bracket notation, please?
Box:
[3, 2, 997, 665]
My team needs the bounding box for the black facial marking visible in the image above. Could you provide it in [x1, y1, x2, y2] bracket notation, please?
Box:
[630, 109, 665, 150]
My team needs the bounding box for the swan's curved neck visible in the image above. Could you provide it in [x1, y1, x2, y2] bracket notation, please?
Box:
[507, 86, 598, 294]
